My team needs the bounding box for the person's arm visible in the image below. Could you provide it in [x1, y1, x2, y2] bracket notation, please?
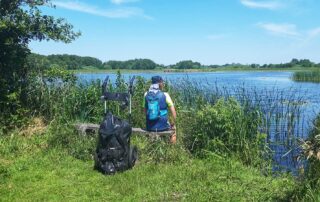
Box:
[164, 93, 176, 128]
[164, 92, 177, 144]
[169, 105, 177, 144]
[169, 105, 176, 127]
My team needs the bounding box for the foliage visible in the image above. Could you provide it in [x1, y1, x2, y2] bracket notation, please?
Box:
[104, 58, 159, 70]
[44, 65, 77, 83]
[27, 53, 104, 70]
[27, 53, 320, 72]
[22, 71, 148, 127]
[259, 58, 317, 69]
[130, 76, 149, 128]
[0, 0, 80, 130]
[47, 54, 103, 69]
[0, 1, 316, 200]
[182, 98, 267, 166]
[300, 134, 320, 187]
[11, 70, 302, 172]
[47, 122, 96, 161]
[288, 115, 320, 200]
[170, 60, 202, 69]
[292, 69, 320, 83]
[27, 79, 103, 123]
[297, 115, 320, 194]
[0, 69, 313, 200]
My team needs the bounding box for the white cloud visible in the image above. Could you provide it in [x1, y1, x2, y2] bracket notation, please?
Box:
[257, 23, 300, 37]
[308, 27, 320, 38]
[53, 1, 152, 19]
[257, 23, 320, 45]
[111, 0, 140, 5]
[240, 0, 283, 10]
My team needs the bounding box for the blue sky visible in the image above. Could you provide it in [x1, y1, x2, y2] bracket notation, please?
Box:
[30, 0, 320, 65]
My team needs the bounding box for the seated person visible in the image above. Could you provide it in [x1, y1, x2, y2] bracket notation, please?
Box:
[143, 76, 177, 143]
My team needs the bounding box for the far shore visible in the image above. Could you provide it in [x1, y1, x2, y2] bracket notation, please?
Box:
[71, 67, 317, 74]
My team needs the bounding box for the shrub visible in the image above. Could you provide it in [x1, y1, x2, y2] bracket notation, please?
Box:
[183, 98, 267, 166]
[47, 122, 96, 161]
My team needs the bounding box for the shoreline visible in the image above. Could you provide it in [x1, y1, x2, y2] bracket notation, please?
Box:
[71, 67, 315, 74]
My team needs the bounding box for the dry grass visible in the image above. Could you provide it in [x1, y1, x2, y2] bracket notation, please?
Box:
[20, 117, 47, 137]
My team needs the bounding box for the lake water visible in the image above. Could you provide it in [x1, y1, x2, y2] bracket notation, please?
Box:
[77, 71, 320, 94]
[77, 71, 320, 173]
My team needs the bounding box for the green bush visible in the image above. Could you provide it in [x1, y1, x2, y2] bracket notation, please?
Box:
[183, 98, 267, 166]
[47, 122, 96, 161]
[26, 76, 103, 123]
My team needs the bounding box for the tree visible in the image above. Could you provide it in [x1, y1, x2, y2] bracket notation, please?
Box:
[103, 59, 158, 70]
[299, 59, 314, 67]
[290, 58, 299, 65]
[0, 0, 80, 123]
[250, 64, 260, 68]
[45, 54, 103, 69]
[174, 60, 202, 69]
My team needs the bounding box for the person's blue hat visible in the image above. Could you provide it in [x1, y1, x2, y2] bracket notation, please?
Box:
[151, 76, 163, 84]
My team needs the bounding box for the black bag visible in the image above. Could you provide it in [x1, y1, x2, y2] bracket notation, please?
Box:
[94, 113, 137, 175]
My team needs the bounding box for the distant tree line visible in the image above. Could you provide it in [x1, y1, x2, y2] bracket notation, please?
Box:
[103, 59, 161, 70]
[28, 53, 103, 70]
[254, 59, 319, 69]
[27, 54, 320, 70]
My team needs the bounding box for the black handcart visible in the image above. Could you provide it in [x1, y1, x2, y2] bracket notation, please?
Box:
[94, 76, 138, 175]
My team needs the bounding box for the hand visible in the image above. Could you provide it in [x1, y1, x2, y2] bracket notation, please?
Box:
[170, 133, 177, 144]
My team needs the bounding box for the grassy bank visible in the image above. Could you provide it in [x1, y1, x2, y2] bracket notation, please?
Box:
[1, 70, 318, 200]
[0, 126, 296, 201]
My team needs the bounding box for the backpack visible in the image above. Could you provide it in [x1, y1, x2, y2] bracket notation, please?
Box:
[146, 91, 162, 121]
[94, 113, 137, 175]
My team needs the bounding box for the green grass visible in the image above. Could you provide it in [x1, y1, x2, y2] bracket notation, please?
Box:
[0, 131, 297, 201]
[1, 70, 312, 201]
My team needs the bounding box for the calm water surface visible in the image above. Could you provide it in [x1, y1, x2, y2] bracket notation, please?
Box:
[77, 71, 319, 95]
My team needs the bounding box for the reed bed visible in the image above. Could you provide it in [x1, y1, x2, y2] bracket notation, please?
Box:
[292, 70, 320, 83]
[19, 72, 311, 172]
[171, 78, 309, 171]
[1, 71, 318, 200]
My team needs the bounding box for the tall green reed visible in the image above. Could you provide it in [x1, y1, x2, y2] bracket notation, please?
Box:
[171, 78, 307, 170]
[22, 71, 307, 170]
[292, 70, 320, 83]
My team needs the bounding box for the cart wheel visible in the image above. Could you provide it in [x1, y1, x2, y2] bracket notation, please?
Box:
[128, 146, 138, 168]
[93, 152, 100, 170]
